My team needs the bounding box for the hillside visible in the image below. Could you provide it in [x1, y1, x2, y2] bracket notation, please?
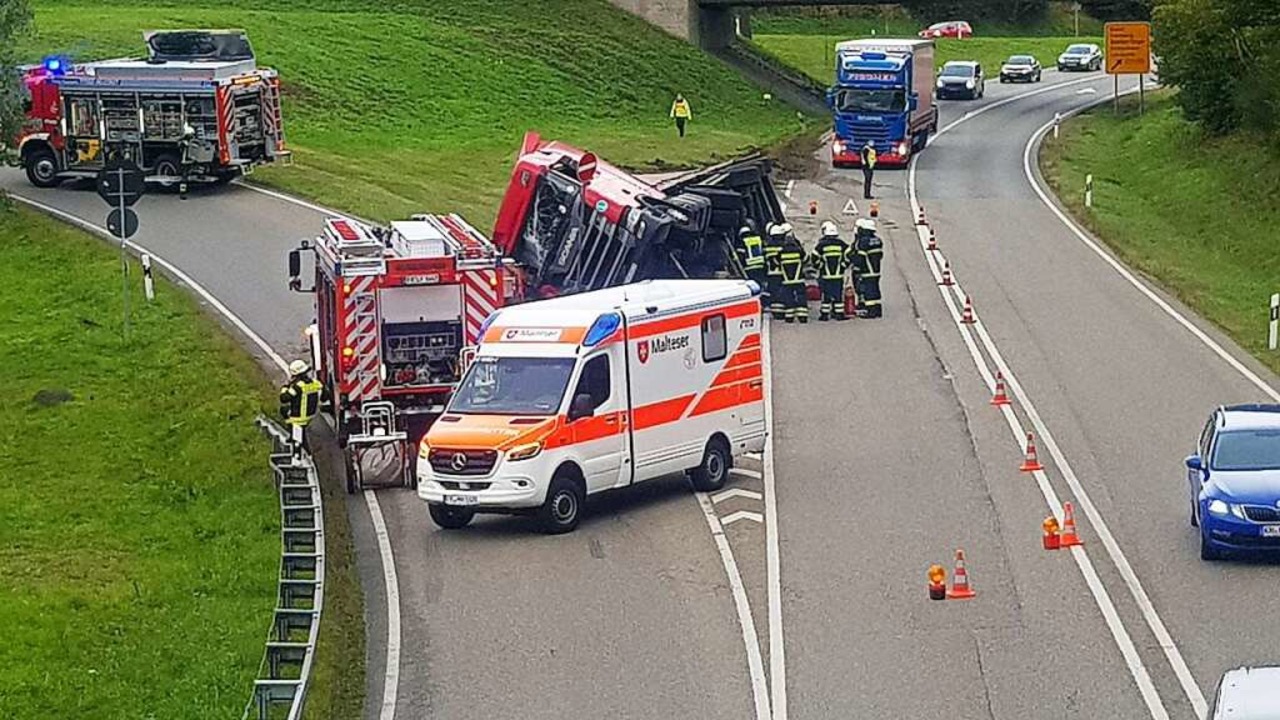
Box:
[25, 0, 811, 222]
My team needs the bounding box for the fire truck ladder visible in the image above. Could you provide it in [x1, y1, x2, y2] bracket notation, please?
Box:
[262, 76, 293, 167]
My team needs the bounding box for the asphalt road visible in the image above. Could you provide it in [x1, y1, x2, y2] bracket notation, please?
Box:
[7, 66, 1278, 720]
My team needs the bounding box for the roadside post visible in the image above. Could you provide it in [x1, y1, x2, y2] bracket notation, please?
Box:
[1269, 293, 1278, 351]
[141, 254, 155, 302]
[1085, 174, 1093, 208]
[1105, 22, 1152, 115]
[1053, 112, 1061, 139]
[96, 151, 146, 337]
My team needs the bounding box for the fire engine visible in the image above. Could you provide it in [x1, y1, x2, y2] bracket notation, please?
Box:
[288, 214, 521, 492]
[16, 29, 288, 188]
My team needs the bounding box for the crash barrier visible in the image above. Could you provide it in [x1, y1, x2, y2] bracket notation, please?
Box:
[240, 416, 326, 720]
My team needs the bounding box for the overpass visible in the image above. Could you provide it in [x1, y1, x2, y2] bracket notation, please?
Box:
[611, 0, 886, 49]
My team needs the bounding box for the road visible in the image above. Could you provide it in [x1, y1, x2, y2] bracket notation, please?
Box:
[6, 66, 1278, 720]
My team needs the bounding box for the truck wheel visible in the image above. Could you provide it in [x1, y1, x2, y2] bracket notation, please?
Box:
[25, 148, 61, 188]
[538, 472, 584, 534]
[690, 438, 731, 492]
[152, 153, 182, 187]
[429, 503, 475, 530]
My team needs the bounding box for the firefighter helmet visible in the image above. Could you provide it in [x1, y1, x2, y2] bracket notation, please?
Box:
[855, 218, 877, 232]
[768, 223, 786, 238]
[739, 218, 756, 236]
[820, 221, 839, 238]
[289, 359, 310, 376]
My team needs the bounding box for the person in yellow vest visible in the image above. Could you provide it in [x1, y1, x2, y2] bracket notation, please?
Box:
[279, 359, 323, 460]
[670, 94, 692, 138]
[860, 141, 878, 199]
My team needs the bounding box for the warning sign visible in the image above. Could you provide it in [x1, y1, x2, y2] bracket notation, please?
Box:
[1105, 22, 1151, 75]
[842, 199, 859, 215]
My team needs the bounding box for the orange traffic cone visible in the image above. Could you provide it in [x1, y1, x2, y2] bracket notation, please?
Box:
[961, 296, 976, 324]
[844, 284, 857, 317]
[927, 563, 947, 601]
[990, 371, 1011, 406]
[946, 549, 976, 600]
[927, 227, 938, 252]
[1020, 432, 1044, 472]
[1060, 502, 1083, 547]
[915, 206, 927, 226]
[1042, 516, 1061, 550]
[938, 262, 954, 286]
[809, 200, 818, 215]
[869, 200, 879, 218]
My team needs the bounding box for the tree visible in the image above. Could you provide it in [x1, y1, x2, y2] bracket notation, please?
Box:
[0, 0, 33, 161]
[1079, 0, 1153, 21]
[900, 0, 1050, 26]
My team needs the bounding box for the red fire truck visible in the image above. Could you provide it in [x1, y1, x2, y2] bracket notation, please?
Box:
[288, 214, 521, 492]
[15, 29, 288, 188]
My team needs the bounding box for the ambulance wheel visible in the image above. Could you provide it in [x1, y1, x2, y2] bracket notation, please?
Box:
[538, 472, 584, 534]
[429, 504, 475, 530]
[25, 148, 61, 188]
[690, 437, 731, 492]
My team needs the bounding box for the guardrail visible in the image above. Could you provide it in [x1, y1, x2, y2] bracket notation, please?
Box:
[241, 417, 326, 720]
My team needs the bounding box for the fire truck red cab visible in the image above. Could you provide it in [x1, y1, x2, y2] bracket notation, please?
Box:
[289, 214, 521, 492]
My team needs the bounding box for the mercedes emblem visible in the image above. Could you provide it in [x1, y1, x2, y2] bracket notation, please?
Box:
[450, 452, 468, 471]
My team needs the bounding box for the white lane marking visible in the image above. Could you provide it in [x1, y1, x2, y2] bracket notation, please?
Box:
[9, 191, 406, 720]
[761, 320, 788, 720]
[696, 492, 772, 720]
[927, 74, 1105, 146]
[729, 467, 764, 481]
[907, 84, 1175, 720]
[1022, 107, 1279, 404]
[1076, 87, 1099, 95]
[234, 180, 375, 224]
[721, 510, 765, 525]
[746, 451, 762, 460]
[713, 487, 764, 503]
[784, 179, 795, 199]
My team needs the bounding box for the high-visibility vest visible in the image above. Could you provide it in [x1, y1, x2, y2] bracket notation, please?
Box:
[671, 99, 691, 119]
[281, 378, 323, 426]
[851, 233, 884, 279]
[811, 238, 849, 280]
[739, 233, 765, 270]
[779, 247, 806, 284]
[861, 145, 877, 169]
[763, 243, 783, 277]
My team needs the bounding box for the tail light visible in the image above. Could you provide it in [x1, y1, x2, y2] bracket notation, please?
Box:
[341, 346, 356, 370]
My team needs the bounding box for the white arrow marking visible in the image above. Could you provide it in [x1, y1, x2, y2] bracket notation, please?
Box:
[720, 510, 764, 525]
[730, 467, 763, 480]
[745, 451, 762, 460]
[712, 487, 763, 504]
[1076, 87, 1097, 95]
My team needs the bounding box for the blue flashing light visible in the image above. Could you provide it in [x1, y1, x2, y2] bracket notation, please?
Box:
[42, 55, 68, 75]
[477, 309, 501, 339]
[745, 279, 762, 297]
[583, 312, 622, 347]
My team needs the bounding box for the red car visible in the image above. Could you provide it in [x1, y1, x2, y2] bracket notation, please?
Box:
[918, 21, 973, 39]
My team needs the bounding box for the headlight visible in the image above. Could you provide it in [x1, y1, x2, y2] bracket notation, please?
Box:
[965, 79, 975, 89]
[1058, 56, 1068, 63]
[832, 140, 844, 153]
[507, 441, 543, 462]
[937, 79, 945, 88]
[418, 438, 430, 459]
[896, 141, 908, 155]
[1208, 499, 1230, 516]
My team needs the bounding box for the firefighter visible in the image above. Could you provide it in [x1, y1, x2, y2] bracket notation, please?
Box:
[764, 222, 786, 319]
[736, 221, 767, 292]
[279, 359, 323, 460]
[860, 141, 877, 200]
[810, 221, 850, 321]
[777, 226, 809, 324]
[670, 93, 692, 138]
[849, 218, 885, 318]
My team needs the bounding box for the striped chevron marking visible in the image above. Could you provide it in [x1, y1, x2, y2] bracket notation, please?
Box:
[343, 275, 380, 402]
[461, 269, 501, 345]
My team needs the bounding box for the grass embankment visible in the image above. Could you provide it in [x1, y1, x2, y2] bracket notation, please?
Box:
[754, 34, 1101, 87]
[0, 201, 278, 718]
[26, 0, 812, 223]
[1040, 92, 1280, 376]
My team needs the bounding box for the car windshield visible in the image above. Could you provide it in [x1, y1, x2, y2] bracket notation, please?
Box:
[833, 88, 906, 113]
[940, 64, 973, 77]
[448, 356, 576, 416]
[1007, 56, 1035, 65]
[1066, 45, 1093, 55]
[928, 22, 950, 30]
[1212, 429, 1280, 471]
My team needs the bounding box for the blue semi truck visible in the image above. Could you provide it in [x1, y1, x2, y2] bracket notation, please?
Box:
[826, 38, 939, 168]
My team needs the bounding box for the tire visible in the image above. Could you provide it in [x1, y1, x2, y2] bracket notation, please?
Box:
[344, 451, 360, 495]
[1000, 77, 1008, 84]
[690, 438, 731, 492]
[24, 147, 61, 188]
[429, 503, 475, 530]
[1190, 497, 1199, 527]
[1035, 71, 1042, 82]
[152, 153, 182, 185]
[538, 472, 585, 534]
[1200, 530, 1224, 561]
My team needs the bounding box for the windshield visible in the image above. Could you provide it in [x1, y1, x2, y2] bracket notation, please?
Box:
[448, 356, 575, 416]
[1212, 429, 1280, 471]
[1007, 56, 1035, 65]
[940, 64, 973, 77]
[928, 22, 950, 30]
[1066, 45, 1093, 55]
[833, 88, 906, 113]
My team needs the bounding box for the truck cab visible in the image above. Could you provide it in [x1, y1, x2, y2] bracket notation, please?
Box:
[827, 39, 938, 168]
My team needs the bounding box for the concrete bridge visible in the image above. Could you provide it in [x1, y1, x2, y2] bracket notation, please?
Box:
[610, 0, 885, 49]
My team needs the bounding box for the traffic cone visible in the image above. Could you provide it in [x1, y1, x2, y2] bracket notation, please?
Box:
[927, 227, 938, 252]
[869, 200, 879, 218]
[927, 563, 947, 601]
[946, 549, 976, 600]
[1060, 501, 1083, 547]
[844, 284, 857, 317]
[990, 371, 1011, 406]
[1020, 432, 1044, 472]
[915, 206, 927, 226]
[938, 262, 954, 286]
[809, 200, 818, 215]
[1042, 516, 1061, 550]
[961, 296, 976, 324]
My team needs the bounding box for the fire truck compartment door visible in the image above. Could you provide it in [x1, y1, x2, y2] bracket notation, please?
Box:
[380, 285, 462, 323]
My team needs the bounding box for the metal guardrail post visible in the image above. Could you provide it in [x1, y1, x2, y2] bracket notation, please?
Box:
[241, 416, 326, 720]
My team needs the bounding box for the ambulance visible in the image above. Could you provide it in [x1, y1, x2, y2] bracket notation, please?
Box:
[417, 279, 768, 533]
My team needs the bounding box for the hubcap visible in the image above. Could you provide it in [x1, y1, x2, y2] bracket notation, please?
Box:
[707, 453, 724, 482]
[553, 492, 576, 522]
[35, 159, 55, 180]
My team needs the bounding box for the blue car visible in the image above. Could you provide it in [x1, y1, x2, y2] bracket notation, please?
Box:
[1187, 404, 1280, 560]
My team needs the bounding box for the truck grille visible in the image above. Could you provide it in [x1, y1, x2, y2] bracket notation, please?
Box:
[428, 449, 497, 476]
[439, 481, 493, 491]
[1242, 505, 1280, 523]
[849, 122, 891, 143]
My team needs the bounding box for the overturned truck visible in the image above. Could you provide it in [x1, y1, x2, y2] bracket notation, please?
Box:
[491, 132, 786, 299]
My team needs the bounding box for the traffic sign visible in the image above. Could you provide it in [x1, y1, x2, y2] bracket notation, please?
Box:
[107, 208, 139, 239]
[1105, 22, 1151, 75]
[96, 160, 146, 208]
[577, 152, 598, 184]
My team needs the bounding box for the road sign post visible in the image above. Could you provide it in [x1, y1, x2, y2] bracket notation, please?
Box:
[1105, 22, 1152, 114]
[96, 152, 146, 338]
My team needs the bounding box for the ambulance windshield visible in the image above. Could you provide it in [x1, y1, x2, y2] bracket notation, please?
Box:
[449, 356, 576, 415]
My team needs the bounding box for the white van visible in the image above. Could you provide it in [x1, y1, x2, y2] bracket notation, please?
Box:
[417, 279, 768, 533]
[1210, 666, 1280, 719]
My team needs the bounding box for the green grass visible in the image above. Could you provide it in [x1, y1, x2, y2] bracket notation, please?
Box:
[1040, 92, 1280, 376]
[25, 0, 811, 223]
[753, 34, 1102, 87]
[751, 2, 1105, 37]
[0, 200, 279, 718]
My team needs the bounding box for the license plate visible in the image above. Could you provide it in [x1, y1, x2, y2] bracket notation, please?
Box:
[1262, 525, 1280, 537]
[445, 494, 479, 507]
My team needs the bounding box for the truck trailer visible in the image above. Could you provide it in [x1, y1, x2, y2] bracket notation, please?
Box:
[827, 38, 938, 168]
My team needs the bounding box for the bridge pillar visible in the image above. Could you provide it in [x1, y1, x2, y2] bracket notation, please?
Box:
[692, 2, 736, 49]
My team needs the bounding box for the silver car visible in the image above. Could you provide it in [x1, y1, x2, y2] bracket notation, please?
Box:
[1211, 667, 1280, 719]
[936, 61, 985, 100]
[1057, 43, 1102, 72]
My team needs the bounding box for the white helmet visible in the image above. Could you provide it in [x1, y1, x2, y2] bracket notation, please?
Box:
[820, 221, 839, 237]
[289, 359, 310, 376]
[768, 223, 786, 237]
[855, 218, 877, 232]
[778, 222, 794, 235]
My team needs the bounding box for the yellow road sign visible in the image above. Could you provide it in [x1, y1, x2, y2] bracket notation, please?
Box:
[1105, 22, 1151, 75]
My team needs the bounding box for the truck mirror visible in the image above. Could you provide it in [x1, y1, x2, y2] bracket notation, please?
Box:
[908, 95, 918, 111]
[824, 89, 835, 109]
[288, 249, 301, 280]
[568, 393, 594, 422]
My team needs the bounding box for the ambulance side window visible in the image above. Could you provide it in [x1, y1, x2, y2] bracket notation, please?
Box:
[572, 354, 611, 411]
[701, 314, 727, 363]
